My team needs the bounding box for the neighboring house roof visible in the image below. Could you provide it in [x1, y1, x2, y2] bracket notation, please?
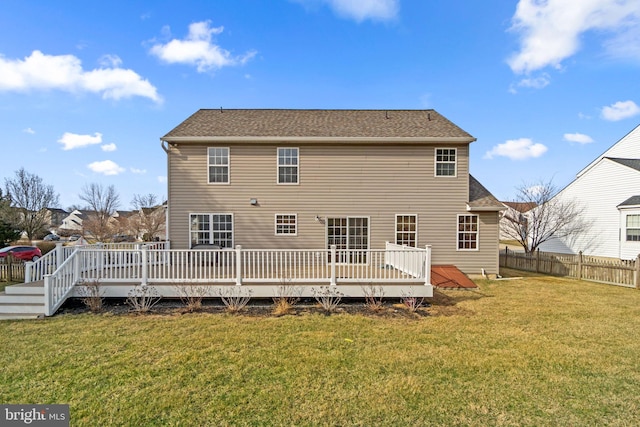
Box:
[161, 109, 476, 142]
[501, 201, 537, 212]
[607, 157, 640, 172]
[618, 195, 640, 208]
[468, 175, 504, 211]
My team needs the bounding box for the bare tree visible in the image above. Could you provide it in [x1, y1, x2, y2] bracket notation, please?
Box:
[79, 183, 120, 242]
[130, 193, 165, 241]
[4, 168, 60, 240]
[502, 179, 590, 253]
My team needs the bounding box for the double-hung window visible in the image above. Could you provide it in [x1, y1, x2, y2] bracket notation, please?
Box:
[457, 214, 478, 250]
[189, 213, 233, 248]
[626, 215, 640, 241]
[395, 214, 417, 247]
[278, 147, 299, 184]
[275, 214, 297, 236]
[208, 147, 229, 184]
[435, 148, 456, 177]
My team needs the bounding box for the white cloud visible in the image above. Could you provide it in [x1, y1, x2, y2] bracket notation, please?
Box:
[101, 143, 117, 152]
[484, 138, 548, 160]
[157, 176, 167, 183]
[87, 160, 125, 176]
[23, 127, 35, 134]
[149, 21, 256, 73]
[0, 50, 161, 102]
[509, 73, 551, 93]
[58, 132, 102, 150]
[601, 100, 640, 121]
[130, 167, 147, 174]
[508, 0, 640, 74]
[321, 0, 399, 22]
[564, 133, 594, 144]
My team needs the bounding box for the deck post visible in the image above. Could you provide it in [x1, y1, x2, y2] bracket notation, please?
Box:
[24, 261, 33, 283]
[141, 245, 148, 286]
[235, 245, 242, 285]
[635, 254, 640, 289]
[73, 249, 81, 284]
[55, 242, 64, 269]
[425, 245, 432, 286]
[43, 274, 51, 316]
[330, 245, 337, 286]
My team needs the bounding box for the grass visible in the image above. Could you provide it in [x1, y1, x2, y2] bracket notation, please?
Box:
[2, 271, 640, 426]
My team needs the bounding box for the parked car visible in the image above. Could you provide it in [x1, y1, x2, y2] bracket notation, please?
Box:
[44, 234, 60, 241]
[0, 245, 42, 262]
[68, 234, 82, 242]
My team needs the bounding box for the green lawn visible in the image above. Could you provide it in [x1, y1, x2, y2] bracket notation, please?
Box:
[2, 272, 640, 426]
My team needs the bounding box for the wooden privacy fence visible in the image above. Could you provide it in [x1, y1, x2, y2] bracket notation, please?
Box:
[500, 248, 640, 288]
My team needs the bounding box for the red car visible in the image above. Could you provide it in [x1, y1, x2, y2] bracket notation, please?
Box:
[0, 245, 42, 262]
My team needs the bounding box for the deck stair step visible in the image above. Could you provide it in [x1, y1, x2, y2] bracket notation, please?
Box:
[5, 282, 45, 295]
[0, 302, 45, 315]
[0, 291, 44, 304]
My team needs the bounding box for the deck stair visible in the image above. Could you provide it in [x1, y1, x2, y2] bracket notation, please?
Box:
[0, 281, 45, 320]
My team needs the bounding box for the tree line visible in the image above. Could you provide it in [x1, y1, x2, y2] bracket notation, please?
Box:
[0, 168, 165, 246]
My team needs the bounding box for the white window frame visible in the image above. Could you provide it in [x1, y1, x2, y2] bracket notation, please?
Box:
[435, 148, 457, 177]
[189, 213, 234, 248]
[277, 147, 299, 185]
[395, 214, 418, 247]
[626, 214, 640, 242]
[208, 147, 230, 184]
[275, 213, 298, 236]
[457, 214, 479, 251]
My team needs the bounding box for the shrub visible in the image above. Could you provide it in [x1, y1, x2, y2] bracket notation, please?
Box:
[272, 281, 302, 316]
[362, 284, 385, 313]
[175, 283, 210, 312]
[400, 290, 424, 313]
[312, 286, 343, 313]
[126, 284, 161, 313]
[217, 287, 252, 313]
[36, 242, 56, 255]
[78, 279, 104, 313]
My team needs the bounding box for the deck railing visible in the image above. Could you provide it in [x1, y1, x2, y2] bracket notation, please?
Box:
[44, 249, 81, 316]
[70, 244, 431, 286]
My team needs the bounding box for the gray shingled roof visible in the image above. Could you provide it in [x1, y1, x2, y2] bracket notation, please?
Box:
[468, 175, 504, 211]
[162, 109, 475, 140]
[608, 157, 640, 172]
[618, 195, 640, 207]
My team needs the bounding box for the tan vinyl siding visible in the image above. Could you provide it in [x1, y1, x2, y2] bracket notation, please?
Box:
[168, 142, 498, 274]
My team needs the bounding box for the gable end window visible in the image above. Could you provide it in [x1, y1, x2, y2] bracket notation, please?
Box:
[278, 147, 299, 184]
[395, 214, 417, 247]
[208, 147, 229, 184]
[435, 148, 456, 177]
[457, 214, 478, 250]
[275, 214, 297, 236]
[626, 214, 640, 241]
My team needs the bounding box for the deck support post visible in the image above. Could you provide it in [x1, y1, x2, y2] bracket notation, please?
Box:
[330, 245, 337, 286]
[44, 274, 51, 316]
[24, 261, 33, 283]
[235, 245, 242, 285]
[425, 245, 432, 286]
[141, 245, 148, 286]
[55, 242, 64, 270]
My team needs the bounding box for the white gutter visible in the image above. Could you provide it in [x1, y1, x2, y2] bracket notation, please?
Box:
[160, 136, 477, 144]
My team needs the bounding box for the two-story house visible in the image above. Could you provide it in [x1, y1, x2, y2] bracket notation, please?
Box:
[161, 109, 504, 277]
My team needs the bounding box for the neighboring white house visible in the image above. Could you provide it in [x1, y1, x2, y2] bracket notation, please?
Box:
[539, 124, 640, 259]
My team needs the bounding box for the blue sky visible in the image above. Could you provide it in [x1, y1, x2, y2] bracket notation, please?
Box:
[1, 0, 639, 209]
